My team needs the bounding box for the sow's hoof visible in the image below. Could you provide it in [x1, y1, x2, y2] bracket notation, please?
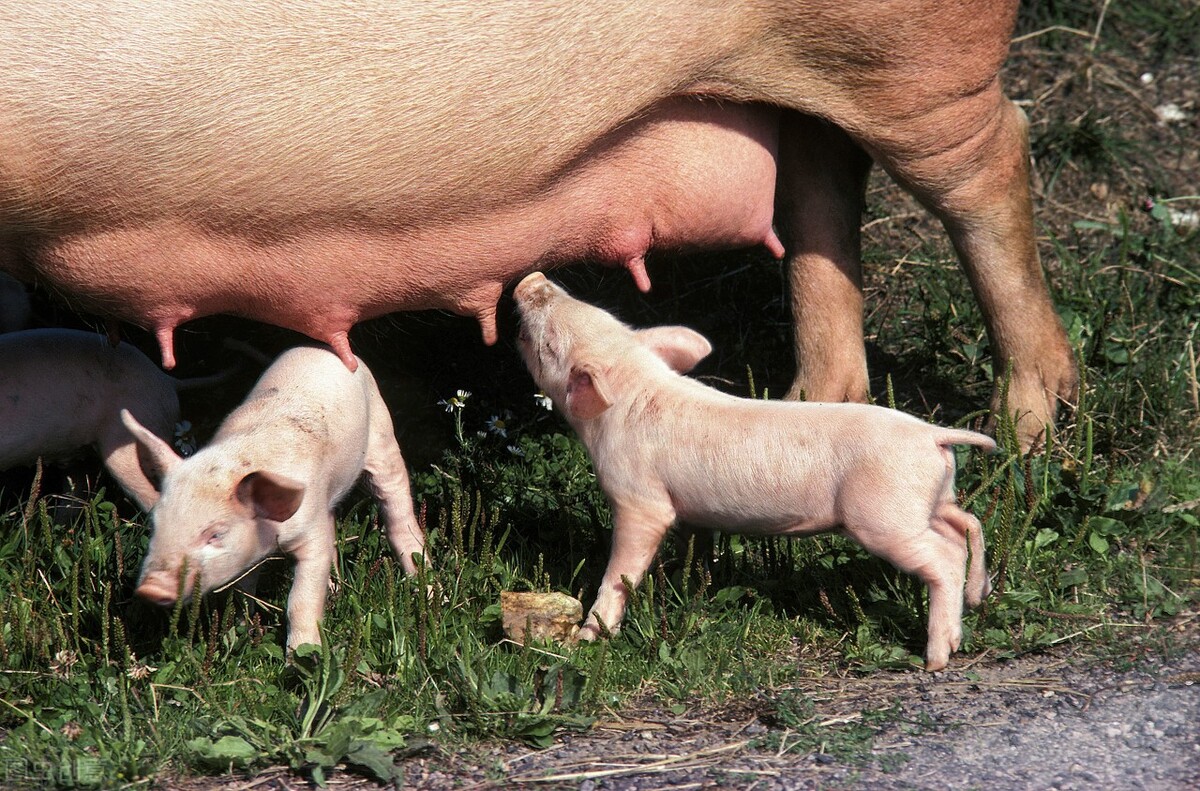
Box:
[500, 591, 582, 644]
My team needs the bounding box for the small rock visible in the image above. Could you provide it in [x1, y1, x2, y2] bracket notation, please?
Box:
[500, 591, 582, 643]
[1155, 102, 1189, 125]
[1166, 209, 1199, 231]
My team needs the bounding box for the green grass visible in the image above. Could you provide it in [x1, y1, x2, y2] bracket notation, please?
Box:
[2, 3, 1198, 786]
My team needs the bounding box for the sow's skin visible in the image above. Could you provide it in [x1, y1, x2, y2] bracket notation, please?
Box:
[121, 345, 426, 651]
[0, 328, 211, 509]
[515, 273, 996, 671]
[0, 1, 1075, 448]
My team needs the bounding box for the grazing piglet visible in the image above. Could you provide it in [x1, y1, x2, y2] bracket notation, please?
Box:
[0, 328, 212, 509]
[514, 272, 996, 671]
[122, 345, 425, 650]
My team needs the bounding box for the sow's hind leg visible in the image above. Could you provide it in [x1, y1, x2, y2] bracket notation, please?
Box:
[864, 89, 1077, 448]
[767, 8, 1075, 448]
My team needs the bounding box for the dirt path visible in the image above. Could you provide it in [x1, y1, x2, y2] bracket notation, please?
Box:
[378, 616, 1198, 790]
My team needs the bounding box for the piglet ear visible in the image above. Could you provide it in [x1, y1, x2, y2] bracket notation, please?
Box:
[120, 409, 181, 493]
[236, 471, 305, 523]
[565, 364, 613, 420]
[636, 326, 712, 373]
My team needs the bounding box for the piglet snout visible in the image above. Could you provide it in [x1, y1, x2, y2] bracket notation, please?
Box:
[514, 271, 551, 305]
[136, 574, 179, 607]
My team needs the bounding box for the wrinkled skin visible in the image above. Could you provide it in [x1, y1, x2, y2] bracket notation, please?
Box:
[0, 328, 220, 509]
[123, 346, 425, 650]
[0, 1, 1076, 446]
[515, 272, 995, 670]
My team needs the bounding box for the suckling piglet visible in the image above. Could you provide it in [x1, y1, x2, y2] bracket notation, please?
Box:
[513, 272, 995, 670]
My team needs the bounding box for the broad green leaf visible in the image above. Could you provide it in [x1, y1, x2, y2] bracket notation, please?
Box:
[345, 742, 402, 782]
[188, 735, 260, 767]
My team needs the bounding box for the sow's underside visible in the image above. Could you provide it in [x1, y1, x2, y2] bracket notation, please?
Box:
[0, 1, 1076, 444]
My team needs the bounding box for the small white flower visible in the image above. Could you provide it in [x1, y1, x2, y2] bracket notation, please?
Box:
[486, 416, 508, 437]
[438, 389, 473, 413]
[506, 444, 525, 458]
[427, 722, 440, 733]
[50, 649, 79, 679]
[533, 392, 554, 411]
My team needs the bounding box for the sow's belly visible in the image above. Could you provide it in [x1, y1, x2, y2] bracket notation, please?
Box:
[2, 99, 781, 368]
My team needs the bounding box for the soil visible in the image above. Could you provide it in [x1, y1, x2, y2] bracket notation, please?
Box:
[487, 623, 1199, 791]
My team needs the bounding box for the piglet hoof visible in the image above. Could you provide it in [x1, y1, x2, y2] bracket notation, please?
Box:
[286, 635, 323, 655]
[924, 651, 951, 672]
[575, 623, 602, 643]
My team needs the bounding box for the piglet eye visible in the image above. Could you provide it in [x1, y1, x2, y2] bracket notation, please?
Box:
[204, 527, 227, 546]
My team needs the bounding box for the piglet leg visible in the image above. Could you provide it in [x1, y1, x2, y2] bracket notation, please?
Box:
[579, 504, 674, 640]
[858, 522, 967, 671]
[363, 391, 425, 575]
[283, 517, 337, 651]
[935, 502, 991, 609]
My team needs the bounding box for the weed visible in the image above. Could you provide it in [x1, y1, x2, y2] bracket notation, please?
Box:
[757, 690, 901, 767]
